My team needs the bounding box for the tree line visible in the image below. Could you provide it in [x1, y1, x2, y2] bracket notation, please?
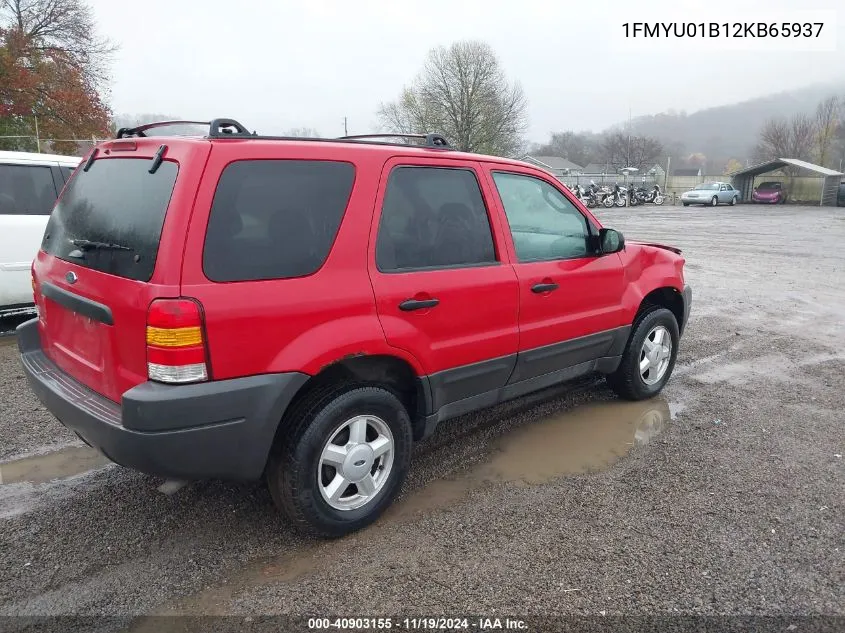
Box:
[754, 96, 844, 171]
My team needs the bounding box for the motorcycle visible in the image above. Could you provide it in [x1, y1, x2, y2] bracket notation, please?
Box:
[650, 184, 665, 205]
[636, 184, 665, 205]
[572, 183, 593, 207]
[601, 183, 617, 208]
[628, 185, 641, 206]
[613, 183, 627, 207]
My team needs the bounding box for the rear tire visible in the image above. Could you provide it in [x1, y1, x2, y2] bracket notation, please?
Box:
[606, 307, 680, 401]
[730, 195, 737, 206]
[266, 385, 413, 538]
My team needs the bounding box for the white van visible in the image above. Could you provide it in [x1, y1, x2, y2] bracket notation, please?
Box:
[0, 150, 81, 316]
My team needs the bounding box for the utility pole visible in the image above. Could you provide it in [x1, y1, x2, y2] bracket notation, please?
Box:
[34, 113, 41, 153]
[343, 117, 348, 136]
[626, 107, 632, 168]
[665, 156, 671, 192]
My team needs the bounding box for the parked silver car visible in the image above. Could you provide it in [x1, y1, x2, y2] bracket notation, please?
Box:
[680, 182, 739, 207]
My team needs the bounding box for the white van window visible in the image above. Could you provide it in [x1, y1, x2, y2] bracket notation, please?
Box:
[0, 164, 58, 215]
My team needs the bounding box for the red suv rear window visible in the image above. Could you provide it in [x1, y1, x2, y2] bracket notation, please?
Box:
[42, 157, 178, 282]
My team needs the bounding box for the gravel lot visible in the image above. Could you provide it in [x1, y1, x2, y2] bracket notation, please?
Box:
[0, 205, 843, 629]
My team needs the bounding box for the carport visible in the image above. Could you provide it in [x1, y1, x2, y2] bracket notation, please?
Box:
[729, 158, 844, 206]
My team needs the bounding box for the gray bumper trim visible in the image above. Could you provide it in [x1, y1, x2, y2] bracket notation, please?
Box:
[17, 319, 308, 480]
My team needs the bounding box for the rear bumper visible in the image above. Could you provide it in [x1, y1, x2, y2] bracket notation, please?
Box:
[16, 319, 308, 480]
[681, 284, 692, 334]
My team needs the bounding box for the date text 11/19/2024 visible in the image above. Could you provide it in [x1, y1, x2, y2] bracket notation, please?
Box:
[308, 617, 528, 630]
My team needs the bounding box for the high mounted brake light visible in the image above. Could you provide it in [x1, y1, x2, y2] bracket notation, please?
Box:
[146, 299, 209, 384]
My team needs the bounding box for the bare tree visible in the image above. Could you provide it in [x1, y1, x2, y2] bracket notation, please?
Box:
[598, 131, 663, 172]
[0, 0, 115, 89]
[789, 113, 815, 161]
[532, 130, 603, 167]
[754, 118, 791, 160]
[377, 41, 528, 157]
[284, 127, 321, 138]
[754, 112, 816, 175]
[814, 96, 840, 168]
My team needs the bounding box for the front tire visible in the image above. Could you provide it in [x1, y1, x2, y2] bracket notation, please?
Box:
[653, 195, 665, 205]
[710, 196, 718, 207]
[603, 196, 614, 208]
[266, 385, 413, 538]
[682, 202, 689, 207]
[606, 307, 680, 401]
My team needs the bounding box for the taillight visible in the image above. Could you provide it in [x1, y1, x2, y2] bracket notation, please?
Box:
[146, 298, 209, 384]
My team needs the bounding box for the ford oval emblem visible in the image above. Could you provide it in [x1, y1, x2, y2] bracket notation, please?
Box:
[66, 271, 78, 284]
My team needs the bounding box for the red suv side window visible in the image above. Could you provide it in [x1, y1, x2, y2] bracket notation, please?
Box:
[375, 166, 498, 272]
[203, 159, 355, 282]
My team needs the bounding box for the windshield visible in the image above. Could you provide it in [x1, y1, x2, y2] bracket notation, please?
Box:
[694, 183, 719, 191]
[41, 157, 178, 282]
[758, 182, 781, 189]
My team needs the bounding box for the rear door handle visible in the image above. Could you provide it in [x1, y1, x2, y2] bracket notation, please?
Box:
[531, 282, 559, 293]
[399, 298, 440, 311]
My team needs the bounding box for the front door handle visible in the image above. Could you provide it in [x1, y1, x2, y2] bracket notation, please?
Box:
[531, 282, 559, 293]
[399, 298, 440, 311]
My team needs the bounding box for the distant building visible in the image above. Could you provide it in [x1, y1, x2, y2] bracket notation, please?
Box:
[582, 162, 610, 175]
[523, 155, 584, 176]
[673, 168, 702, 177]
[646, 164, 665, 178]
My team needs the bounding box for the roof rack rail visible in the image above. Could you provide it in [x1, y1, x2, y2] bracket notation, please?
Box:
[337, 133, 452, 149]
[115, 118, 256, 139]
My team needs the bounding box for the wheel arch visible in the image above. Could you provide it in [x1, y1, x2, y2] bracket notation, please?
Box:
[637, 286, 686, 335]
[270, 353, 431, 456]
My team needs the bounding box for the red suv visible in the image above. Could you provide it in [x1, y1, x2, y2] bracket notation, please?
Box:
[18, 119, 691, 537]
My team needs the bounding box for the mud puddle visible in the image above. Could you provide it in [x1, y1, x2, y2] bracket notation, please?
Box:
[388, 396, 671, 519]
[0, 445, 112, 485]
[134, 397, 672, 620]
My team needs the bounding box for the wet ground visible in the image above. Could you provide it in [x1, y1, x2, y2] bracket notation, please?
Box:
[0, 205, 843, 627]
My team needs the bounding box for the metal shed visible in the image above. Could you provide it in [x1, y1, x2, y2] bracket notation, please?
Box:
[729, 158, 844, 206]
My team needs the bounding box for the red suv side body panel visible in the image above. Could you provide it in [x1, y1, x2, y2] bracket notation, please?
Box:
[478, 164, 628, 368]
[179, 141, 423, 380]
[366, 157, 519, 370]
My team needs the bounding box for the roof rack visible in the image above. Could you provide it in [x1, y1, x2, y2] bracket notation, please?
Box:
[113, 119, 454, 150]
[115, 118, 256, 139]
[337, 133, 452, 149]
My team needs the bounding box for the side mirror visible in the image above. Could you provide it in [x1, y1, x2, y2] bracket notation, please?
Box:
[599, 228, 625, 254]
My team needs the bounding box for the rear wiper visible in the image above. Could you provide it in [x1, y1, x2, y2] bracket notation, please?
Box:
[71, 238, 132, 251]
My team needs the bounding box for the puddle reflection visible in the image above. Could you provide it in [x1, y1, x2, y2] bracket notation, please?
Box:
[0, 445, 111, 485]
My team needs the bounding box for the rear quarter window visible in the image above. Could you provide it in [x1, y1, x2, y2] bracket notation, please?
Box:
[41, 158, 178, 282]
[202, 160, 355, 282]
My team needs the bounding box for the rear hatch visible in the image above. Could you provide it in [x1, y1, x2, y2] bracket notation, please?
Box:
[33, 139, 211, 402]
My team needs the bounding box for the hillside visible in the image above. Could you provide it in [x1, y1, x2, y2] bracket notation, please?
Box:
[626, 81, 845, 166]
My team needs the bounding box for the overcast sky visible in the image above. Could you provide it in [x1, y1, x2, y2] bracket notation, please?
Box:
[89, 0, 842, 142]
